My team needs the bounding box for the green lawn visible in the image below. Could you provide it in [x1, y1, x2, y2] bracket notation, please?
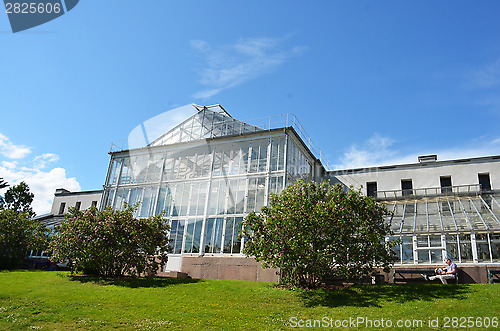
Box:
[0, 271, 499, 330]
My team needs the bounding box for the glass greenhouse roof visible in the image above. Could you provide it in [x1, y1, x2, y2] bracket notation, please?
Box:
[386, 194, 500, 234]
[148, 104, 263, 147]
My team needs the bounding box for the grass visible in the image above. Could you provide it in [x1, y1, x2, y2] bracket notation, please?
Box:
[0, 270, 499, 330]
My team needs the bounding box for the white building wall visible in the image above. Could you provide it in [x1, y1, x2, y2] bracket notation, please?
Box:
[50, 189, 102, 215]
[327, 156, 500, 194]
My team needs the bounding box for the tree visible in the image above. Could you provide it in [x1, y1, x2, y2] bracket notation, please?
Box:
[50, 205, 171, 277]
[3, 181, 35, 218]
[0, 178, 8, 205]
[241, 180, 398, 288]
[0, 208, 50, 269]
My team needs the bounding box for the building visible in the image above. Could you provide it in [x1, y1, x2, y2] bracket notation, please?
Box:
[328, 155, 500, 282]
[30, 188, 102, 260]
[49, 104, 500, 282]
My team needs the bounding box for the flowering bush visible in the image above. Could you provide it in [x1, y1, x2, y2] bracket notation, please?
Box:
[241, 180, 397, 288]
[50, 205, 170, 277]
[0, 209, 50, 269]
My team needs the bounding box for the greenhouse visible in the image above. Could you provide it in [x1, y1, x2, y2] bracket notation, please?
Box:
[102, 105, 320, 261]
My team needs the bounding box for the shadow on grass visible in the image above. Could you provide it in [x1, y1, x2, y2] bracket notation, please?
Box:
[298, 284, 473, 308]
[65, 274, 202, 288]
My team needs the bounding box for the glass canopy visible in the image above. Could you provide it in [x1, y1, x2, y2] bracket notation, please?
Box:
[148, 105, 263, 147]
[386, 194, 500, 234]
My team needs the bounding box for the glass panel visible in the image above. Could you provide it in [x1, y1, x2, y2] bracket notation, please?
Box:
[114, 188, 129, 211]
[227, 179, 246, 214]
[232, 217, 243, 254]
[107, 158, 122, 186]
[445, 234, 459, 261]
[212, 151, 223, 176]
[208, 180, 227, 215]
[430, 236, 443, 263]
[389, 236, 401, 264]
[163, 154, 175, 181]
[440, 200, 457, 231]
[184, 220, 194, 253]
[140, 186, 158, 217]
[401, 235, 413, 264]
[223, 217, 234, 253]
[472, 197, 499, 229]
[172, 183, 190, 217]
[170, 220, 185, 254]
[256, 177, 266, 211]
[476, 233, 491, 263]
[105, 189, 115, 208]
[156, 184, 173, 216]
[403, 203, 417, 232]
[427, 203, 442, 232]
[189, 181, 207, 216]
[417, 235, 429, 247]
[269, 176, 284, 196]
[462, 199, 485, 231]
[453, 200, 471, 231]
[459, 234, 473, 263]
[247, 178, 257, 212]
[204, 218, 215, 254]
[491, 233, 500, 262]
[131, 155, 148, 184]
[213, 218, 223, 253]
[119, 157, 132, 184]
[128, 188, 143, 217]
[417, 235, 430, 264]
[192, 219, 203, 253]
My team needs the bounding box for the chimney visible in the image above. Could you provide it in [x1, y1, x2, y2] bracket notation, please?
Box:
[418, 155, 437, 163]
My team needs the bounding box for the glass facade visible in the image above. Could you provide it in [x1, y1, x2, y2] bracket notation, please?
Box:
[387, 194, 500, 264]
[102, 107, 314, 256]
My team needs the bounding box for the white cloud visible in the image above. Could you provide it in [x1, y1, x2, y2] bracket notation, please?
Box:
[0, 133, 32, 159]
[32, 153, 60, 170]
[334, 133, 401, 169]
[0, 134, 80, 215]
[335, 134, 500, 170]
[191, 37, 306, 99]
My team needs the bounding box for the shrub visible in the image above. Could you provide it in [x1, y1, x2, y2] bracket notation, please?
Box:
[241, 180, 397, 288]
[0, 209, 49, 269]
[50, 205, 170, 277]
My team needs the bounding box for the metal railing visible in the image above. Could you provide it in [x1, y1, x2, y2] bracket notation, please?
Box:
[244, 113, 332, 170]
[374, 184, 484, 200]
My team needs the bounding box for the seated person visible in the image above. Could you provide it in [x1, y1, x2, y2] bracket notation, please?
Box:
[422, 258, 457, 284]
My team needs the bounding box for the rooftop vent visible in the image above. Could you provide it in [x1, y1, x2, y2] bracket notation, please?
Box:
[418, 154, 437, 163]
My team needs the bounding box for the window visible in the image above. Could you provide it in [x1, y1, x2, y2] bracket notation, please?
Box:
[401, 179, 413, 196]
[440, 176, 452, 194]
[75, 201, 81, 211]
[58, 202, 66, 215]
[366, 182, 377, 198]
[91, 201, 97, 208]
[478, 173, 492, 192]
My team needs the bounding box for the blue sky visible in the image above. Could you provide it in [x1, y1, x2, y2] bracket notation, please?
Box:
[1, 1, 500, 214]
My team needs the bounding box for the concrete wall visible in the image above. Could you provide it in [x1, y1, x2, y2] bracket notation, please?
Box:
[327, 156, 500, 195]
[181, 256, 279, 282]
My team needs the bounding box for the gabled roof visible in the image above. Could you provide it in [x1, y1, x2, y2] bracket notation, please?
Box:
[148, 104, 263, 147]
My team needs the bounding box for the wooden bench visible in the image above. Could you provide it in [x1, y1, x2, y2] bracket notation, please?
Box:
[488, 269, 500, 284]
[393, 269, 459, 284]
